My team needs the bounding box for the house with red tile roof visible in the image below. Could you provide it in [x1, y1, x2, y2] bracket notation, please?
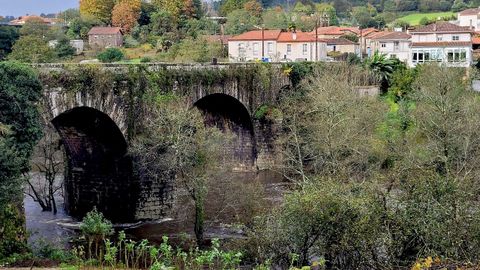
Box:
[228, 30, 327, 62]
[88, 27, 123, 49]
[458, 7, 480, 31]
[409, 22, 473, 67]
[9, 15, 59, 26]
[367, 31, 411, 62]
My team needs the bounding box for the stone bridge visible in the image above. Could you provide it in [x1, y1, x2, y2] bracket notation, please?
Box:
[36, 63, 291, 222]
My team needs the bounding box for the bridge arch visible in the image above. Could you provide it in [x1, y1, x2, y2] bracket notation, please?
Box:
[51, 106, 136, 222]
[193, 93, 257, 170]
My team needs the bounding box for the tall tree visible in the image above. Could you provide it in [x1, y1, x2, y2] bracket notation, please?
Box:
[79, 0, 115, 24]
[151, 0, 184, 18]
[112, 0, 141, 33]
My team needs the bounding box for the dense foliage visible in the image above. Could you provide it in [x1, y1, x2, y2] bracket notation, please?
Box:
[0, 62, 43, 260]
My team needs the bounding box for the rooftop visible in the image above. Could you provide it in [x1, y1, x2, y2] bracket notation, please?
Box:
[411, 41, 472, 47]
[88, 27, 123, 35]
[371, 31, 411, 40]
[459, 8, 480, 16]
[410, 22, 472, 33]
[228, 30, 282, 41]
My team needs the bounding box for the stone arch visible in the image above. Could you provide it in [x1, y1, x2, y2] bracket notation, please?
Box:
[45, 88, 129, 138]
[52, 106, 137, 222]
[193, 93, 257, 171]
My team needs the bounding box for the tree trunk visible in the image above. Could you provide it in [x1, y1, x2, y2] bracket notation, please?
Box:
[194, 197, 205, 249]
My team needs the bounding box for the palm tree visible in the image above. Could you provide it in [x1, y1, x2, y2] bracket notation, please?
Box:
[364, 51, 403, 92]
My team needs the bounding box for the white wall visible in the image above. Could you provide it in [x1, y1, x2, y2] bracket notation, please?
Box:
[375, 40, 410, 62]
[229, 40, 327, 62]
[458, 14, 478, 30]
[411, 33, 471, 42]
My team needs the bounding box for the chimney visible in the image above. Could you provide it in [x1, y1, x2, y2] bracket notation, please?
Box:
[433, 23, 437, 32]
[292, 31, 297, 40]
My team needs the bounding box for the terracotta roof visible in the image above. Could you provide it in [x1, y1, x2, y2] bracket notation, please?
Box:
[88, 27, 122, 35]
[472, 36, 480, 44]
[9, 15, 55, 25]
[361, 28, 379, 37]
[228, 30, 282, 41]
[410, 22, 472, 33]
[371, 31, 411, 40]
[459, 8, 480, 16]
[277, 31, 317, 42]
[411, 41, 472, 47]
[324, 38, 357, 45]
[312, 26, 359, 36]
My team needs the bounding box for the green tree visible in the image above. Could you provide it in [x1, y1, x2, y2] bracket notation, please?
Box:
[8, 36, 55, 63]
[263, 8, 289, 29]
[0, 26, 19, 60]
[97, 47, 124, 62]
[55, 38, 76, 59]
[219, 0, 248, 16]
[225, 9, 261, 35]
[452, 0, 468, 12]
[19, 17, 50, 38]
[0, 62, 43, 259]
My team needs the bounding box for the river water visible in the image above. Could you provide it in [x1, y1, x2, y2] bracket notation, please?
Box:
[24, 170, 288, 248]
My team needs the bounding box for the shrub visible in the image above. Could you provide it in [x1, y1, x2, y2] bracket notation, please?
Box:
[97, 48, 124, 63]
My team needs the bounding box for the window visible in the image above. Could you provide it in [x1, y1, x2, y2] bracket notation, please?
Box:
[253, 42, 259, 56]
[267, 42, 273, 54]
[390, 54, 397, 59]
[381, 42, 386, 48]
[302, 44, 308, 55]
[446, 48, 467, 62]
[238, 43, 246, 57]
[287, 44, 292, 55]
[412, 49, 444, 64]
[437, 35, 443, 41]
[394, 41, 400, 51]
[452, 35, 460, 41]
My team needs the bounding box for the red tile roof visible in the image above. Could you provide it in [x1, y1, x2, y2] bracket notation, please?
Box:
[312, 26, 359, 36]
[472, 36, 480, 44]
[228, 30, 282, 41]
[9, 15, 56, 25]
[361, 28, 379, 37]
[88, 27, 123, 35]
[324, 38, 357, 45]
[411, 41, 472, 47]
[459, 8, 480, 16]
[277, 31, 317, 42]
[410, 22, 472, 33]
[371, 31, 411, 40]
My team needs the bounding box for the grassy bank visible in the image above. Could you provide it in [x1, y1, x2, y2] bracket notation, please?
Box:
[396, 11, 455, 25]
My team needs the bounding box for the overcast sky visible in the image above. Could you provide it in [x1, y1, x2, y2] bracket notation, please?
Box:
[0, 0, 78, 17]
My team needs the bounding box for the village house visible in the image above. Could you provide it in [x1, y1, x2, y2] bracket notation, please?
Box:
[88, 27, 123, 49]
[408, 22, 473, 67]
[228, 29, 327, 62]
[324, 38, 359, 56]
[367, 31, 411, 62]
[311, 26, 361, 56]
[457, 7, 480, 31]
[9, 15, 58, 26]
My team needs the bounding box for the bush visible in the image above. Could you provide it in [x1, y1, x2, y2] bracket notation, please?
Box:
[97, 48, 124, 63]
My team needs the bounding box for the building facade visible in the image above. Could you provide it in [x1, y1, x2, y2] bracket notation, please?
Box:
[88, 27, 123, 49]
[408, 22, 473, 67]
[458, 8, 480, 31]
[369, 31, 411, 62]
[228, 30, 327, 62]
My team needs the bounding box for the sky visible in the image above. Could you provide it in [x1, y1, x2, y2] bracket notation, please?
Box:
[0, 0, 78, 17]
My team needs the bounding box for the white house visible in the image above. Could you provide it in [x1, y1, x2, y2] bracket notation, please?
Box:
[408, 22, 473, 67]
[458, 7, 480, 31]
[228, 30, 281, 62]
[369, 31, 411, 62]
[276, 31, 327, 62]
[228, 30, 327, 62]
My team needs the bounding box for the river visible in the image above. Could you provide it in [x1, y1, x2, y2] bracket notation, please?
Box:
[24, 170, 288, 249]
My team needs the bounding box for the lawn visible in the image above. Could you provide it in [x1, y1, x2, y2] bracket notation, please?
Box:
[396, 11, 455, 25]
